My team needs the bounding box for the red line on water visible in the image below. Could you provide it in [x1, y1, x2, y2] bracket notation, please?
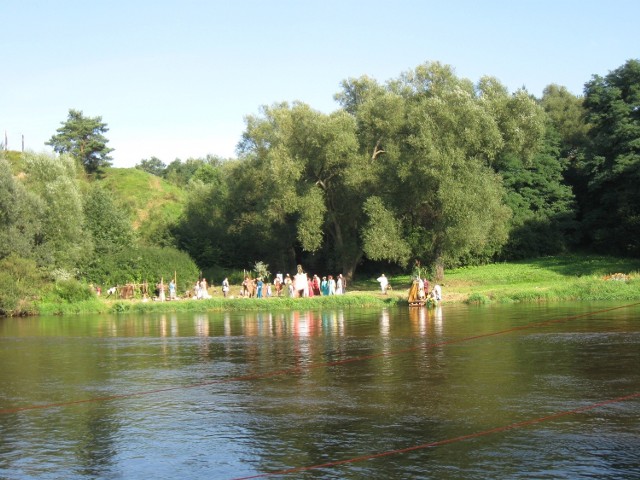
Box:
[230, 392, 640, 479]
[1, 302, 638, 415]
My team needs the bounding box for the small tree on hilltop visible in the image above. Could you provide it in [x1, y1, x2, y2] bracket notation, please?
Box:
[47, 109, 113, 174]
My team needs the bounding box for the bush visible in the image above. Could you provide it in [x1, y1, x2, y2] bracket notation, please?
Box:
[83, 244, 199, 292]
[51, 279, 95, 303]
[0, 255, 44, 316]
[465, 293, 490, 305]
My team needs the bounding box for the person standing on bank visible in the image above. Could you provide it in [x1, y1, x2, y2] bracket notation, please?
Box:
[294, 265, 308, 298]
[377, 274, 389, 294]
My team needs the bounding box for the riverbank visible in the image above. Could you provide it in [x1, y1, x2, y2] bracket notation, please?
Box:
[36, 293, 402, 316]
[26, 254, 640, 316]
[442, 254, 640, 304]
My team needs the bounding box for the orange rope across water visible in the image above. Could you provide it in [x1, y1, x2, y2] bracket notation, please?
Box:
[1, 302, 638, 416]
[231, 391, 640, 479]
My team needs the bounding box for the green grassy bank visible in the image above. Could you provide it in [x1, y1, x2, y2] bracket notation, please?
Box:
[36, 294, 399, 316]
[442, 254, 640, 304]
[28, 254, 640, 316]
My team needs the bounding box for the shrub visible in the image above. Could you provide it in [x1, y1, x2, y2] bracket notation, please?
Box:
[51, 279, 95, 303]
[0, 255, 44, 316]
[466, 293, 490, 305]
[83, 244, 199, 292]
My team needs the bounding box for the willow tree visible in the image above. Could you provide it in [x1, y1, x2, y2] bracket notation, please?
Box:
[23, 152, 93, 272]
[238, 102, 366, 276]
[0, 158, 42, 260]
[338, 63, 515, 280]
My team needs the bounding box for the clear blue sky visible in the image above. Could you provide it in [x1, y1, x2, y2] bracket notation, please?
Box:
[2, 0, 638, 167]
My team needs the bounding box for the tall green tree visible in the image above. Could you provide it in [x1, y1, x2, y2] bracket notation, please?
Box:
[172, 161, 230, 268]
[338, 63, 519, 280]
[0, 158, 42, 260]
[582, 59, 640, 255]
[83, 184, 136, 256]
[46, 109, 113, 174]
[480, 83, 578, 259]
[239, 102, 364, 276]
[23, 152, 93, 273]
[540, 85, 590, 239]
[540, 84, 589, 157]
[496, 128, 577, 259]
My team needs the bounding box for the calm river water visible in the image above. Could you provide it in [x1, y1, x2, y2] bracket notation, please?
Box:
[1, 302, 639, 479]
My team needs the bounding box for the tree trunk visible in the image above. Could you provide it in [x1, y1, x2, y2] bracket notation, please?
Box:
[342, 250, 363, 283]
[434, 251, 445, 283]
[288, 246, 297, 272]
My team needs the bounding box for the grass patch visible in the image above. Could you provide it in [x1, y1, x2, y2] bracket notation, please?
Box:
[100, 167, 185, 230]
[106, 294, 399, 314]
[445, 254, 640, 304]
[36, 298, 109, 316]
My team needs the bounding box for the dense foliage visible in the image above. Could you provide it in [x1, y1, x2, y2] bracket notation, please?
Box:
[83, 245, 199, 291]
[581, 60, 640, 255]
[0, 152, 199, 314]
[0, 255, 44, 316]
[1, 59, 639, 314]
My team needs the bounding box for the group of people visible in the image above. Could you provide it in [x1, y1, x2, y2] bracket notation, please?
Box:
[106, 269, 442, 304]
[411, 276, 442, 304]
[152, 278, 211, 301]
[378, 273, 441, 301]
[191, 279, 211, 299]
[240, 265, 347, 299]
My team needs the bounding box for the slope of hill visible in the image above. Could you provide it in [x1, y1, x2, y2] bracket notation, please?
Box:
[99, 168, 186, 241]
[2, 151, 187, 244]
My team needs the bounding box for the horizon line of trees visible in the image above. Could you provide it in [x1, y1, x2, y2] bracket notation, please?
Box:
[1, 58, 639, 313]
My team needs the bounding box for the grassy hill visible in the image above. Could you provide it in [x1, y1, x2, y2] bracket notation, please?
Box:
[1, 152, 187, 239]
[99, 167, 186, 240]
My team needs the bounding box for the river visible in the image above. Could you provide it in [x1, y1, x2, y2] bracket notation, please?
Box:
[1, 302, 639, 479]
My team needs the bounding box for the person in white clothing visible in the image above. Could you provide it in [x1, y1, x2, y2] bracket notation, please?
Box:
[377, 274, 389, 293]
[294, 265, 308, 298]
[431, 284, 442, 301]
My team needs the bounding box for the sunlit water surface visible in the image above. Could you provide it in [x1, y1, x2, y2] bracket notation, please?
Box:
[1, 302, 639, 479]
